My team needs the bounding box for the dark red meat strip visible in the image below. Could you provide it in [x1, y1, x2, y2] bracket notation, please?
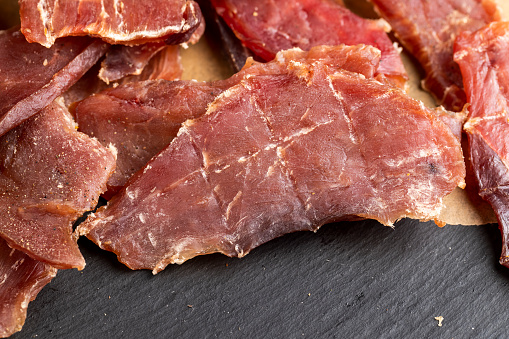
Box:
[454, 21, 509, 267]
[0, 99, 116, 270]
[79, 46, 465, 273]
[74, 44, 382, 197]
[19, 0, 203, 48]
[0, 238, 56, 338]
[210, 0, 408, 87]
[369, 0, 500, 111]
[0, 27, 108, 138]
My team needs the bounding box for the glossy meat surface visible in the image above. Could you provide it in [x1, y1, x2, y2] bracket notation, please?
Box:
[0, 27, 107, 138]
[0, 99, 116, 269]
[19, 0, 203, 47]
[75, 45, 382, 196]
[79, 47, 465, 273]
[454, 21, 509, 266]
[211, 0, 407, 86]
[370, 0, 500, 111]
[0, 238, 56, 338]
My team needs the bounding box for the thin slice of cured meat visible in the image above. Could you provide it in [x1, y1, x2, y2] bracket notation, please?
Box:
[79, 46, 465, 274]
[19, 0, 203, 48]
[0, 27, 108, 138]
[369, 0, 500, 111]
[0, 238, 57, 338]
[74, 44, 382, 197]
[454, 21, 509, 267]
[0, 99, 116, 270]
[210, 0, 408, 87]
[63, 45, 183, 109]
[98, 42, 168, 84]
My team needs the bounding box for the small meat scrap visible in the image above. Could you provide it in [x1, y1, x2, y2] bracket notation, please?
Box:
[369, 0, 500, 111]
[0, 238, 57, 338]
[98, 42, 168, 84]
[454, 21, 509, 267]
[79, 46, 465, 274]
[19, 0, 203, 48]
[63, 45, 183, 109]
[210, 0, 408, 87]
[0, 99, 116, 270]
[0, 27, 108, 138]
[74, 44, 382, 196]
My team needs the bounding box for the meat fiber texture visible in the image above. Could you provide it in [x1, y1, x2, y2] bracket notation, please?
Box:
[454, 21, 509, 267]
[74, 45, 382, 197]
[0, 27, 108, 138]
[0, 238, 56, 338]
[79, 46, 465, 274]
[0, 99, 116, 270]
[369, 0, 500, 112]
[19, 0, 204, 47]
[211, 0, 408, 87]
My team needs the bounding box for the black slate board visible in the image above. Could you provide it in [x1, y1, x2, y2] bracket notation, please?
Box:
[10, 219, 509, 339]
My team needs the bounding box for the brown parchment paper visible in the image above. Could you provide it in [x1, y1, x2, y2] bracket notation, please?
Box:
[180, 0, 509, 226]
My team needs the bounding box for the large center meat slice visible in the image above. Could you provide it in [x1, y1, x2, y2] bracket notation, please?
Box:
[369, 0, 500, 111]
[0, 99, 116, 270]
[79, 47, 465, 274]
[454, 21, 509, 267]
[18, 0, 203, 48]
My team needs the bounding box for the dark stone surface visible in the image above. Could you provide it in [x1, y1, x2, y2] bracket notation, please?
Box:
[11, 219, 509, 338]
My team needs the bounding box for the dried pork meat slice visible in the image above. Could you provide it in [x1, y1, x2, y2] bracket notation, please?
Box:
[74, 45, 382, 197]
[98, 43, 168, 84]
[210, 0, 408, 87]
[19, 0, 203, 48]
[0, 99, 116, 270]
[63, 44, 183, 109]
[454, 21, 509, 267]
[0, 238, 57, 338]
[79, 47, 465, 273]
[369, 0, 500, 111]
[0, 27, 108, 138]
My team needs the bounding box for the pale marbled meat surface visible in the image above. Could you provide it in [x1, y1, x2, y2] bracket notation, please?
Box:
[19, 0, 203, 47]
[74, 45, 382, 197]
[79, 47, 465, 274]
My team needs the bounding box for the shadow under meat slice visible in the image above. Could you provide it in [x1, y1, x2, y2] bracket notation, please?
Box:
[210, 0, 408, 87]
[0, 238, 57, 338]
[0, 99, 116, 270]
[369, 0, 500, 111]
[454, 21, 509, 266]
[0, 27, 108, 138]
[74, 45, 383, 197]
[79, 46, 465, 274]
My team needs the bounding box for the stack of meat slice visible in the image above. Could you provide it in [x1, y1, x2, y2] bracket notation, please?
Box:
[78, 45, 465, 274]
[210, 0, 408, 87]
[369, 0, 500, 111]
[455, 21, 509, 267]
